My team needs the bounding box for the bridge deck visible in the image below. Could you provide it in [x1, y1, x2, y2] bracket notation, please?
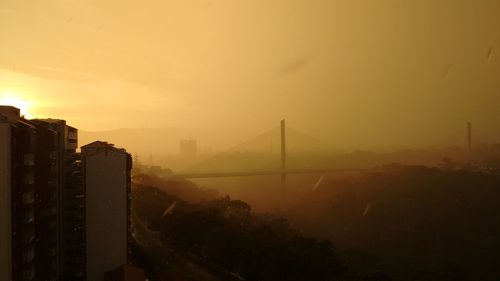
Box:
[177, 168, 364, 179]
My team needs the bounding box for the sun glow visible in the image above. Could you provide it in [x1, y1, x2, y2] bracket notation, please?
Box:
[0, 91, 33, 119]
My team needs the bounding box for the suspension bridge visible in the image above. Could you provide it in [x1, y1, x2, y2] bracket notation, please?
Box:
[175, 120, 365, 193]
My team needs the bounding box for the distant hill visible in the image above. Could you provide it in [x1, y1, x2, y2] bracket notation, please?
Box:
[78, 126, 339, 171]
[78, 127, 260, 156]
[224, 126, 334, 154]
[289, 165, 500, 280]
[182, 126, 337, 172]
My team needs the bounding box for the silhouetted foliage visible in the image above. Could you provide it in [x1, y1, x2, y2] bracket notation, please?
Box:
[132, 182, 345, 281]
[290, 165, 500, 280]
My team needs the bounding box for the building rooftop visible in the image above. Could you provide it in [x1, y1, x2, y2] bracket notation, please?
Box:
[104, 265, 146, 281]
[0, 106, 20, 121]
[81, 140, 115, 148]
[0, 106, 34, 128]
[81, 141, 128, 154]
[32, 118, 66, 125]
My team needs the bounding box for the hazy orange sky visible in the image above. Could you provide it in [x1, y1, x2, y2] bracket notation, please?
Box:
[1, 0, 499, 149]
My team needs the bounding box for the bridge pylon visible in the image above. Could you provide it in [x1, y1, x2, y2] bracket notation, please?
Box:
[281, 119, 286, 207]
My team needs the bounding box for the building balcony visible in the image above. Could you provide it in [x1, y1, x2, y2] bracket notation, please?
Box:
[23, 153, 35, 166]
[22, 192, 35, 205]
[22, 232, 35, 244]
[22, 172, 35, 185]
[22, 249, 35, 263]
[22, 267, 35, 281]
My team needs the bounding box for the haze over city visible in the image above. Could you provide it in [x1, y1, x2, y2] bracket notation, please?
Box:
[2, 1, 500, 281]
[1, 0, 500, 152]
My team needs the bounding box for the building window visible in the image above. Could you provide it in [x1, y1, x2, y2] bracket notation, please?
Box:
[22, 192, 35, 205]
[23, 154, 34, 166]
[23, 172, 34, 185]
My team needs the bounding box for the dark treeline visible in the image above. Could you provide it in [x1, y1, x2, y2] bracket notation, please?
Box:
[130, 165, 500, 281]
[289, 164, 500, 280]
[130, 176, 344, 281]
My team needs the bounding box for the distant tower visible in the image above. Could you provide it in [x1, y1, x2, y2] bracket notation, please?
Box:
[180, 139, 197, 158]
[134, 153, 139, 164]
[467, 121, 472, 163]
[467, 121, 472, 152]
[281, 120, 286, 206]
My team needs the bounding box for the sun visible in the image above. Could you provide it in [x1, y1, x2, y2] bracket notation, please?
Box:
[0, 91, 32, 119]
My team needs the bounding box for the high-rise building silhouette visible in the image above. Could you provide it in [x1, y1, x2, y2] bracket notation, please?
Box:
[31, 119, 85, 281]
[0, 106, 136, 281]
[0, 106, 37, 281]
[30, 120, 61, 281]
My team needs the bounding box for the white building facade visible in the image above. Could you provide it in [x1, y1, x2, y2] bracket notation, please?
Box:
[81, 141, 131, 281]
